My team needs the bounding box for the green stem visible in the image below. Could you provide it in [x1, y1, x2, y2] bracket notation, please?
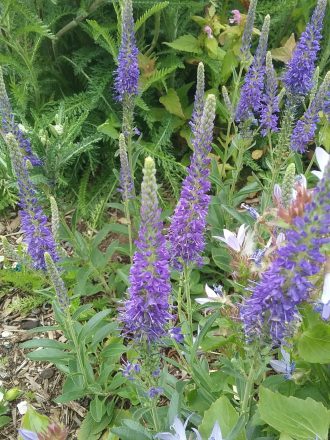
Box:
[145, 12, 161, 56]
[124, 199, 133, 261]
[262, 133, 276, 210]
[221, 65, 244, 182]
[66, 315, 89, 388]
[150, 400, 160, 432]
[241, 352, 257, 419]
[183, 264, 193, 340]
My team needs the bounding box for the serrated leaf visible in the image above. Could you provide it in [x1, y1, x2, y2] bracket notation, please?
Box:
[258, 387, 330, 439]
[164, 35, 202, 53]
[199, 396, 246, 439]
[159, 89, 185, 119]
[135, 2, 169, 31]
[271, 34, 296, 63]
[298, 323, 330, 363]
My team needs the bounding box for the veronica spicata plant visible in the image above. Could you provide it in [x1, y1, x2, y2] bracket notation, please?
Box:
[241, 159, 330, 342]
[3, 133, 58, 270]
[283, 0, 327, 97]
[168, 82, 216, 270]
[0, 67, 41, 166]
[121, 156, 172, 343]
[114, 0, 139, 180]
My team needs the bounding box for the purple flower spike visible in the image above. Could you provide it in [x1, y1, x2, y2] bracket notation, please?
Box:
[241, 159, 330, 343]
[5, 134, 58, 270]
[260, 52, 279, 136]
[0, 67, 41, 166]
[236, 15, 270, 122]
[168, 92, 216, 270]
[121, 157, 172, 343]
[240, 0, 258, 62]
[114, 0, 139, 101]
[283, 0, 327, 96]
[291, 72, 330, 152]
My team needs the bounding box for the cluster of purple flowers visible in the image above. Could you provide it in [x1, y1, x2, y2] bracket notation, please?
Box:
[241, 159, 330, 342]
[5, 134, 58, 270]
[121, 157, 172, 343]
[260, 52, 279, 136]
[283, 0, 327, 96]
[114, 0, 139, 101]
[235, 15, 270, 123]
[291, 72, 330, 152]
[168, 92, 216, 270]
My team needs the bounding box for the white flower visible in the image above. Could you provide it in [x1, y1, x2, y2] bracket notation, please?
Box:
[196, 284, 230, 306]
[18, 123, 28, 133]
[312, 147, 330, 180]
[0, 392, 4, 402]
[213, 224, 254, 256]
[17, 400, 28, 415]
[214, 224, 246, 252]
[321, 272, 330, 320]
[276, 232, 286, 245]
[155, 416, 222, 440]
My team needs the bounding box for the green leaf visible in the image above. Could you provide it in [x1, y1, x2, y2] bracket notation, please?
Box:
[78, 309, 112, 343]
[298, 323, 330, 363]
[199, 396, 246, 440]
[0, 416, 10, 428]
[27, 348, 73, 363]
[21, 407, 49, 433]
[159, 89, 186, 119]
[258, 387, 330, 439]
[135, 2, 169, 31]
[20, 339, 68, 350]
[55, 390, 87, 404]
[220, 50, 239, 83]
[90, 396, 106, 423]
[164, 35, 202, 53]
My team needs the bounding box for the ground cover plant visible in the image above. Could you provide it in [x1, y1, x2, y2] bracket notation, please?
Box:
[0, 0, 330, 438]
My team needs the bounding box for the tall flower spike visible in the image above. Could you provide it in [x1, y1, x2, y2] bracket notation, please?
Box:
[236, 15, 270, 122]
[0, 67, 41, 166]
[281, 163, 296, 208]
[4, 133, 58, 270]
[283, 0, 327, 96]
[290, 72, 330, 153]
[168, 94, 216, 269]
[260, 52, 279, 136]
[121, 157, 172, 342]
[190, 62, 205, 132]
[240, 0, 258, 62]
[222, 85, 233, 119]
[114, 0, 139, 101]
[118, 133, 134, 201]
[241, 159, 330, 343]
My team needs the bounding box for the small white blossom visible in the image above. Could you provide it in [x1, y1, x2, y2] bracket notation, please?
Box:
[155, 416, 222, 440]
[0, 392, 4, 402]
[213, 224, 254, 256]
[17, 123, 28, 133]
[17, 400, 28, 415]
[321, 272, 330, 320]
[312, 147, 330, 180]
[196, 284, 230, 306]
